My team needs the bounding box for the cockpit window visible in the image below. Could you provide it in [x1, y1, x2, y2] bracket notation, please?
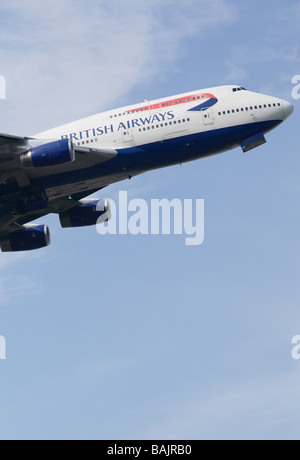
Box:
[232, 87, 247, 92]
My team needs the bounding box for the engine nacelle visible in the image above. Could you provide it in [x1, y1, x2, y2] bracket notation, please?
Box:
[59, 199, 111, 228]
[0, 225, 51, 252]
[21, 139, 75, 168]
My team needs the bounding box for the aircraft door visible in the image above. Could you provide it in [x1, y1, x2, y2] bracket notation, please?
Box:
[122, 127, 133, 143]
[202, 108, 215, 130]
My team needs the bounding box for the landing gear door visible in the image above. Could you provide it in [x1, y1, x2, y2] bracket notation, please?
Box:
[202, 108, 215, 130]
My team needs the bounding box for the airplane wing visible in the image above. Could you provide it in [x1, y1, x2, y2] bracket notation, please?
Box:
[0, 133, 117, 164]
[0, 133, 117, 238]
[0, 132, 30, 147]
[0, 133, 31, 160]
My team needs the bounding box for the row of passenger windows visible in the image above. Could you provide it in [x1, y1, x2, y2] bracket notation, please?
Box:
[218, 102, 281, 116]
[160, 96, 204, 107]
[137, 118, 190, 133]
[110, 112, 128, 118]
[109, 96, 205, 117]
[128, 98, 201, 114]
[76, 119, 191, 144]
[76, 138, 99, 146]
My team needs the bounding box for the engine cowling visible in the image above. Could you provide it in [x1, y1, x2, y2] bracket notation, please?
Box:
[59, 199, 111, 228]
[21, 139, 75, 168]
[0, 225, 51, 252]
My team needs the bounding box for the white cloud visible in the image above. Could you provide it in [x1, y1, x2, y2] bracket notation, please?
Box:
[0, 0, 237, 134]
[224, 63, 248, 83]
[145, 370, 300, 439]
[0, 251, 47, 308]
[73, 358, 135, 392]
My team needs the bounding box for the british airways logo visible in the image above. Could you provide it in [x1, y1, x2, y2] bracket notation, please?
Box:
[61, 111, 175, 141]
[188, 95, 218, 112]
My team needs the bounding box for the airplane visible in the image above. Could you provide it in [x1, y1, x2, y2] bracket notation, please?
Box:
[0, 84, 294, 252]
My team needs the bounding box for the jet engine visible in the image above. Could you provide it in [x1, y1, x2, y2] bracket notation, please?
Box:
[0, 225, 51, 252]
[59, 199, 111, 228]
[21, 139, 75, 168]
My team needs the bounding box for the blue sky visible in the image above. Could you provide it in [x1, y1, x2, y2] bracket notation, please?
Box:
[0, 0, 299, 440]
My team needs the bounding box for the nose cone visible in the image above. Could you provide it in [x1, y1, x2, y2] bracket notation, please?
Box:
[282, 99, 294, 119]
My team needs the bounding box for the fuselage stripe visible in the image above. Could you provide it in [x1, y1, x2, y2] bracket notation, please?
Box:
[126, 93, 217, 114]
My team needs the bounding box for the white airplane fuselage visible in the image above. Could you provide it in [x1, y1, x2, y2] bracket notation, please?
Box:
[34, 85, 293, 201]
[0, 84, 294, 252]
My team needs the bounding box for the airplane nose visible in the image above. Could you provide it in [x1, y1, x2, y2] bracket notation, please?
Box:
[281, 99, 294, 119]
